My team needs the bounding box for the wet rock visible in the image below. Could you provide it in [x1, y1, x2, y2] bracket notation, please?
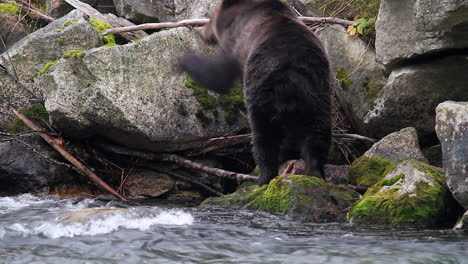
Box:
[348, 160, 458, 228]
[125, 170, 175, 197]
[36, 27, 248, 152]
[316, 25, 386, 134]
[0, 14, 31, 53]
[364, 127, 427, 164]
[58, 207, 129, 224]
[202, 175, 360, 223]
[0, 10, 102, 84]
[364, 55, 468, 139]
[348, 127, 427, 187]
[435, 101, 468, 209]
[376, 0, 468, 71]
[415, 0, 468, 32]
[0, 134, 78, 195]
[454, 210, 468, 230]
[113, 0, 176, 23]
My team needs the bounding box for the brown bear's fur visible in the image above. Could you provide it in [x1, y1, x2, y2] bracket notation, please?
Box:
[178, 0, 331, 185]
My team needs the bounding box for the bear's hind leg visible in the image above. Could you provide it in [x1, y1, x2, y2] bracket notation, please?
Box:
[301, 128, 330, 180]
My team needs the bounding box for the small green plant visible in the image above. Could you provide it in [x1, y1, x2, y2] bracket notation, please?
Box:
[347, 17, 376, 37]
[0, 3, 21, 16]
[335, 68, 351, 89]
[62, 50, 86, 59]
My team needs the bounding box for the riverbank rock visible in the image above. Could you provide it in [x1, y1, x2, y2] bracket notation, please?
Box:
[415, 0, 468, 32]
[125, 170, 175, 197]
[0, 71, 31, 131]
[348, 160, 459, 228]
[316, 25, 386, 134]
[0, 10, 102, 84]
[0, 14, 31, 53]
[113, 0, 176, 23]
[0, 134, 78, 195]
[364, 55, 468, 139]
[376, 0, 468, 71]
[454, 210, 468, 230]
[202, 175, 360, 223]
[435, 101, 468, 209]
[349, 127, 427, 186]
[36, 27, 248, 152]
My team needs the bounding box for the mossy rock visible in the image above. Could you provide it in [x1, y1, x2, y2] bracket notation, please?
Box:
[202, 175, 360, 222]
[89, 18, 116, 46]
[348, 156, 395, 186]
[0, 3, 20, 16]
[8, 104, 49, 134]
[348, 160, 460, 228]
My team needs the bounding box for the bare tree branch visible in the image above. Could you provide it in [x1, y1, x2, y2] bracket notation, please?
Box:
[101, 16, 354, 36]
[12, 109, 129, 201]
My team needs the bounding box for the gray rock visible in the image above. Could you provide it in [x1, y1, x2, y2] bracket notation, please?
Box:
[113, 0, 176, 23]
[316, 25, 386, 134]
[0, 71, 30, 131]
[376, 0, 468, 71]
[454, 210, 468, 230]
[435, 101, 468, 209]
[364, 55, 468, 138]
[364, 127, 428, 164]
[415, 0, 468, 32]
[174, 0, 216, 19]
[46, 0, 97, 18]
[125, 170, 175, 197]
[38, 27, 248, 152]
[0, 10, 102, 84]
[0, 134, 78, 195]
[0, 14, 31, 53]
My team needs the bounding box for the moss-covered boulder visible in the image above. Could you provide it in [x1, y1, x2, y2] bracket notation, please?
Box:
[348, 160, 460, 228]
[36, 27, 248, 152]
[202, 175, 360, 222]
[348, 156, 394, 187]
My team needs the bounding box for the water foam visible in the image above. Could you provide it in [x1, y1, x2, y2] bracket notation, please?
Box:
[5, 207, 194, 239]
[0, 194, 55, 214]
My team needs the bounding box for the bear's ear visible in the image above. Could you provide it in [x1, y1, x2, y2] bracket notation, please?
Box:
[221, 0, 242, 9]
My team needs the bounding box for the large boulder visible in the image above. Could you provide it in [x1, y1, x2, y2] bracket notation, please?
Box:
[46, 0, 97, 18]
[113, 0, 176, 23]
[0, 134, 78, 195]
[348, 160, 460, 228]
[435, 101, 468, 209]
[174, 0, 216, 20]
[203, 175, 360, 223]
[349, 127, 427, 187]
[376, 0, 468, 71]
[0, 14, 31, 53]
[316, 25, 386, 134]
[415, 0, 468, 32]
[0, 71, 30, 131]
[0, 10, 102, 84]
[364, 55, 468, 139]
[37, 27, 248, 152]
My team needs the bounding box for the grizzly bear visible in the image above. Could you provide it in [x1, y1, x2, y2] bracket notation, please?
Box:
[178, 0, 331, 186]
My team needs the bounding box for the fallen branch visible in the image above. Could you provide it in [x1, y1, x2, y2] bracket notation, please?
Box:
[101, 16, 354, 36]
[0, 0, 55, 22]
[64, 0, 146, 41]
[12, 109, 128, 202]
[96, 141, 258, 183]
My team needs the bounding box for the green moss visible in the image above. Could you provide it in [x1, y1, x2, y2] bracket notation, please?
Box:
[219, 83, 245, 123]
[177, 104, 188, 116]
[202, 182, 267, 208]
[349, 156, 395, 186]
[8, 104, 49, 134]
[39, 60, 58, 75]
[360, 77, 384, 103]
[166, 10, 175, 16]
[0, 3, 20, 16]
[335, 68, 351, 90]
[63, 19, 78, 27]
[251, 166, 260, 176]
[185, 76, 217, 110]
[57, 38, 65, 45]
[382, 173, 405, 186]
[195, 109, 212, 127]
[89, 18, 116, 47]
[349, 160, 448, 227]
[62, 50, 86, 59]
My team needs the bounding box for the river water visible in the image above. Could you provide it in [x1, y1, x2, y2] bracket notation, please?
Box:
[0, 194, 466, 264]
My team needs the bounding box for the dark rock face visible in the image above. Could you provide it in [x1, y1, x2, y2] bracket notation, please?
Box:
[436, 101, 468, 209]
[0, 134, 78, 195]
[0, 14, 31, 53]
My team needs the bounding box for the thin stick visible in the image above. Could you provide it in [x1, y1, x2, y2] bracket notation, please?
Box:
[0, 0, 55, 22]
[101, 16, 354, 36]
[12, 109, 128, 201]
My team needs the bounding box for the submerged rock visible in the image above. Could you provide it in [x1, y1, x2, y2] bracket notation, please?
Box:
[202, 175, 360, 223]
[37, 27, 248, 152]
[58, 207, 129, 224]
[435, 101, 468, 209]
[348, 160, 459, 228]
